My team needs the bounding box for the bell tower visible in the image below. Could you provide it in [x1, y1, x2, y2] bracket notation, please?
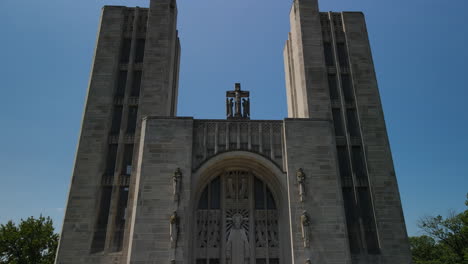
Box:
[284, 0, 413, 263]
[55, 0, 180, 263]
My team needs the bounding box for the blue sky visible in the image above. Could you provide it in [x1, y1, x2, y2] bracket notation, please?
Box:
[0, 0, 467, 237]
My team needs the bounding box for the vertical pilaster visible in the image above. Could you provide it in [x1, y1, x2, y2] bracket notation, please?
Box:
[122, 0, 181, 261]
[283, 119, 352, 264]
[126, 118, 193, 264]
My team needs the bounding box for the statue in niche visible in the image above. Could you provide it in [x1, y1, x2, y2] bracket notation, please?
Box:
[226, 98, 234, 118]
[226, 213, 250, 264]
[301, 211, 311, 248]
[170, 211, 179, 248]
[296, 168, 306, 202]
[173, 168, 182, 202]
[242, 98, 250, 118]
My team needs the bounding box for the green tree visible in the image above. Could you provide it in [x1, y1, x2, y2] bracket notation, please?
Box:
[410, 194, 468, 264]
[0, 216, 58, 264]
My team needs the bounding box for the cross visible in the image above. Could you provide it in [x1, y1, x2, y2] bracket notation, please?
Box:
[226, 83, 250, 118]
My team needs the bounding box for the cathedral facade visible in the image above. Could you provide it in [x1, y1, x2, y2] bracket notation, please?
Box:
[55, 0, 412, 263]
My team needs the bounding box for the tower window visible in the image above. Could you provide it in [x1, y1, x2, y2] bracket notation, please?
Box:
[122, 144, 134, 175]
[346, 109, 360, 137]
[328, 74, 339, 100]
[337, 42, 349, 68]
[110, 106, 123, 135]
[324, 42, 335, 66]
[131, 71, 142, 97]
[116, 71, 127, 97]
[358, 187, 380, 254]
[351, 146, 367, 182]
[105, 144, 118, 175]
[332, 108, 344, 136]
[90, 186, 112, 253]
[135, 39, 146, 63]
[126, 106, 138, 133]
[112, 186, 129, 251]
[337, 146, 352, 183]
[342, 187, 361, 254]
[341, 74, 354, 102]
[120, 38, 132, 63]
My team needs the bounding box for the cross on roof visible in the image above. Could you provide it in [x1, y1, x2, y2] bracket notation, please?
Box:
[226, 83, 250, 119]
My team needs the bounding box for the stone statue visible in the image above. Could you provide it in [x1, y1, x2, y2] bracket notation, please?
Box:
[296, 168, 306, 202]
[170, 211, 179, 248]
[172, 168, 182, 202]
[226, 83, 249, 120]
[226, 213, 250, 264]
[301, 211, 311, 248]
[242, 98, 250, 118]
[235, 96, 241, 117]
[226, 98, 234, 118]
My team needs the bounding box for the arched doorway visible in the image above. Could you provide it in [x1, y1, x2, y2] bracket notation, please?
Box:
[194, 170, 280, 264]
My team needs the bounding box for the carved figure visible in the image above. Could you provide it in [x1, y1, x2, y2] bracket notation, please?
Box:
[296, 168, 306, 202]
[301, 211, 311, 248]
[227, 98, 234, 117]
[235, 96, 242, 117]
[226, 83, 249, 119]
[226, 213, 250, 264]
[239, 178, 247, 199]
[170, 211, 179, 248]
[242, 98, 250, 118]
[173, 168, 182, 202]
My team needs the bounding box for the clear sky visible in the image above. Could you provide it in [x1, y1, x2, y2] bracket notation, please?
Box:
[0, 0, 467, 237]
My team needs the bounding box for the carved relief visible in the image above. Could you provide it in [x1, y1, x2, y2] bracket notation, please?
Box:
[196, 210, 221, 249]
[170, 211, 179, 248]
[296, 168, 306, 202]
[194, 172, 279, 262]
[191, 120, 284, 170]
[255, 211, 279, 249]
[172, 168, 182, 202]
[226, 212, 250, 264]
[301, 211, 311, 248]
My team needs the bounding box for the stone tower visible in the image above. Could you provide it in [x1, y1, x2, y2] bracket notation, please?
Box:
[55, 0, 180, 263]
[284, 0, 412, 263]
[56, 0, 412, 263]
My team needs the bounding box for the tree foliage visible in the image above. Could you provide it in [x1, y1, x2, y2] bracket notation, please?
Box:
[0, 216, 58, 264]
[410, 194, 468, 264]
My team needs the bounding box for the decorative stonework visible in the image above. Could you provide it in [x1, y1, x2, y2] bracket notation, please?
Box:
[172, 168, 182, 202]
[226, 83, 250, 119]
[192, 120, 284, 170]
[170, 211, 179, 248]
[194, 171, 279, 262]
[296, 168, 306, 202]
[301, 211, 311, 248]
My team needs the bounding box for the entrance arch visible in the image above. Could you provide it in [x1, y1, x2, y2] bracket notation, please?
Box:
[190, 151, 288, 264]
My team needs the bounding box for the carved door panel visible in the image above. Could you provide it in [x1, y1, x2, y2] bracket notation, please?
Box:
[195, 171, 279, 264]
